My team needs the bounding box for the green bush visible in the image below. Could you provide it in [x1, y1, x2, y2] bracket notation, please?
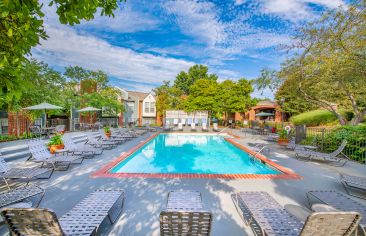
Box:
[306, 125, 366, 163]
[290, 110, 337, 126]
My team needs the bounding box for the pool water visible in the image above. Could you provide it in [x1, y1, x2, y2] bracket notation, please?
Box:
[111, 134, 280, 174]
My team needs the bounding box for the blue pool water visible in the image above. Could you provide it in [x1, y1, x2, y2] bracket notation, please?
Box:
[111, 134, 280, 174]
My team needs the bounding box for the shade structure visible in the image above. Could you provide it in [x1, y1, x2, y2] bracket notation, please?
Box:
[255, 112, 274, 117]
[23, 102, 63, 110]
[77, 107, 101, 124]
[23, 102, 63, 128]
[77, 107, 101, 112]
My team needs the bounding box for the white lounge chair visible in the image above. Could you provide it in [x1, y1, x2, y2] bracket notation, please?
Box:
[181, 118, 186, 126]
[191, 123, 196, 131]
[178, 123, 183, 131]
[173, 119, 179, 126]
[194, 118, 199, 124]
[187, 118, 193, 126]
[213, 123, 219, 132]
[164, 121, 171, 131]
[202, 123, 208, 132]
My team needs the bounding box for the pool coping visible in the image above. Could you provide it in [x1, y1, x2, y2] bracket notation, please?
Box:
[91, 132, 301, 179]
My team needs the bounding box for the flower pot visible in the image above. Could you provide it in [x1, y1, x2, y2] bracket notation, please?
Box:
[49, 144, 65, 154]
[105, 132, 111, 138]
[277, 138, 289, 146]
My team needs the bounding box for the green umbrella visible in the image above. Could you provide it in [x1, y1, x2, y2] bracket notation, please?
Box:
[23, 102, 63, 128]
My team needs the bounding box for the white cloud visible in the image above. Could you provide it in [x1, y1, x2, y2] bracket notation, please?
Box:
[260, 0, 346, 21]
[33, 25, 194, 90]
[235, 0, 246, 5]
[163, 0, 226, 46]
[80, 4, 160, 33]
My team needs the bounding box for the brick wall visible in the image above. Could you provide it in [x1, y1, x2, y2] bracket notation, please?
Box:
[7, 112, 31, 137]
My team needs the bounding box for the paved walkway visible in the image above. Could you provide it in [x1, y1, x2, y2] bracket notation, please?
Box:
[1, 130, 366, 235]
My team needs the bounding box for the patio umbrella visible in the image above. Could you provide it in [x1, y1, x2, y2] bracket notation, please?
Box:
[255, 112, 274, 117]
[23, 102, 63, 128]
[77, 107, 101, 124]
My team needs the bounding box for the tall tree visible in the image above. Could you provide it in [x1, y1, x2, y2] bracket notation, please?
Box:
[173, 65, 218, 95]
[217, 79, 256, 119]
[0, 0, 124, 106]
[185, 79, 220, 116]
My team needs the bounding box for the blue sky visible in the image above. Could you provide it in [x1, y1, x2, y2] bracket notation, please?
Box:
[33, 0, 346, 98]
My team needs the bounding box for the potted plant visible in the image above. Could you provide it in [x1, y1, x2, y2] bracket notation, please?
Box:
[104, 126, 111, 138]
[47, 134, 64, 154]
[277, 129, 289, 145]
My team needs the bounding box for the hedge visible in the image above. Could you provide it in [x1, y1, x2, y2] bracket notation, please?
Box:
[290, 109, 342, 127]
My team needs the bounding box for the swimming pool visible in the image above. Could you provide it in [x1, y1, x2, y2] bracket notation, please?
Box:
[110, 134, 280, 175]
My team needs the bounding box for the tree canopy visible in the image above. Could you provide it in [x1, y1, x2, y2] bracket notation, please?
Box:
[155, 64, 256, 119]
[254, 0, 366, 125]
[0, 0, 124, 106]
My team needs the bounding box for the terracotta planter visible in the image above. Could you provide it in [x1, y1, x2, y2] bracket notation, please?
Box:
[105, 132, 111, 138]
[277, 138, 289, 146]
[49, 144, 65, 154]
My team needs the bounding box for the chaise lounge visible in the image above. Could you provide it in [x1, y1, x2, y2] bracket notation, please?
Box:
[2, 188, 125, 236]
[295, 140, 349, 166]
[160, 190, 212, 236]
[340, 173, 366, 199]
[234, 191, 361, 236]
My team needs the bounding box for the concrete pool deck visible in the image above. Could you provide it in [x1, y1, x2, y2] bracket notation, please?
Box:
[1, 129, 366, 235]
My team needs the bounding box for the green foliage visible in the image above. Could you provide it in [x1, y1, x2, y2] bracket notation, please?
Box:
[0, 0, 124, 106]
[290, 110, 339, 126]
[47, 134, 63, 146]
[217, 79, 255, 114]
[185, 79, 219, 113]
[277, 129, 288, 139]
[104, 126, 111, 133]
[174, 65, 217, 95]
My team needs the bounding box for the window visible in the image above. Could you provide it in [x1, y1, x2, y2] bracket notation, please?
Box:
[144, 102, 149, 113]
[150, 102, 155, 113]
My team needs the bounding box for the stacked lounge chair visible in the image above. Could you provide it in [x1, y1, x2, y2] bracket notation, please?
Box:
[173, 119, 179, 126]
[2, 188, 125, 236]
[160, 191, 212, 235]
[202, 122, 208, 132]
[191, 123, 196, 131]
[86, 134, 118, 150]
[28, 139, 83, 171]
[234, 191, 361, 236]
[213, 123, 219, 132]
[295, 140, 349, 166]
[178, 123, 183, 131]
[0, 153, 53, 188]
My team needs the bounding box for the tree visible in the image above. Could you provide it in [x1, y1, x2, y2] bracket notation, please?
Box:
[63, 66, 124, 114]
[173, 65, 218, 95]
[217, 79, 256, 119]
[0, 0, 124, 104]
[185, 79, 219, 116]
[153, 81, 172, 121]
[254, 1, 366, 125]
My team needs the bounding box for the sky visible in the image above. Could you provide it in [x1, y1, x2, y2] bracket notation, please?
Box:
[33, 0, 346, 98]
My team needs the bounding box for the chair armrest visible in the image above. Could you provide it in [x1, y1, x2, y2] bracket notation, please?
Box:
[285, 204, 312, 222]
[311, 203, 339, 212]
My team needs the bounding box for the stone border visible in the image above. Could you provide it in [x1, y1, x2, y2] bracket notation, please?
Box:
[92, 133, 301, 180]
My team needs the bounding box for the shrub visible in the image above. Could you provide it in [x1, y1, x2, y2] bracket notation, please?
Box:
[47, 134, 63, 146]
[290, 110, 337, 126]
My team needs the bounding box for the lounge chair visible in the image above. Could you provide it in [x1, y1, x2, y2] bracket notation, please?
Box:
[28, 139, 83, 170]
[62, 136, 103, 158]
[0, 153, 53, 188]
[266, 133, 279, 142]
[340, 174, 366, 199]
[51, 125, 65, 135]
[234, 191, 361, 236]
[307, 190, 366, 232]
[86, 134, 117, 149]
[173, 119, 179, 126]
[213, 123, 219, 132]
[0, 185, 44, 209]
[178, 123, 183, 131]
[2, 188, 125, 236]
[202, 123, 208, 132]
[29, 125, 47, 138]
[191, 123, 196, 131]
[164, 121, 171, 131]
[187, 118, 193, 126]
[194, 118, 199, 124]
[160, 191, 212, 236]
[181, 118, 186, 126]
[295, 140, 349, 166]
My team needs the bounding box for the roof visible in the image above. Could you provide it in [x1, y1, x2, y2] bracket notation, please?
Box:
[257, 100, 277, 106]
[127, 91, 150, 101]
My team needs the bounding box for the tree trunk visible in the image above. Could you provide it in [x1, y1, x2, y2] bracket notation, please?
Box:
[350, 110, 366, 125]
